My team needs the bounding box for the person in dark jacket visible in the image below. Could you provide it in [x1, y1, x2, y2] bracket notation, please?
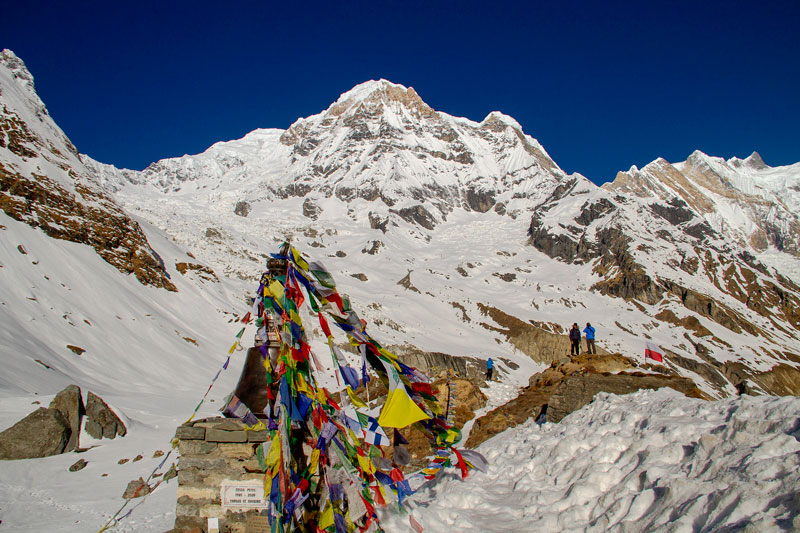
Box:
[584, 322, 596, 354]
[569, 323, 581, 356]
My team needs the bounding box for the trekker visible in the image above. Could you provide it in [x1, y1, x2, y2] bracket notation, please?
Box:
[584, 322, 596, 354]
[569, 323, 581, 356]
[486, 357, 494, 380]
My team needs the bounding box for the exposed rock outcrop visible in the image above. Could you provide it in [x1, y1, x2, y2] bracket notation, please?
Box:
[233, 200, 251, 217]
[546, 372, 703, 423]
[387, 344, 487, 382]
[465, 354, 705, 448]
[302, 198, 320, 220]
[48, 384, 84, 452]
[477, 303, 608, 365]
[0, 165, 177, 291]
[175, 261, 219, 283]
[0, 407, 71, 459]
[85, 392, 126, 440]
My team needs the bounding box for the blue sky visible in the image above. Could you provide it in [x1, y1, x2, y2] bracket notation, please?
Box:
[3, 1, 798, 184]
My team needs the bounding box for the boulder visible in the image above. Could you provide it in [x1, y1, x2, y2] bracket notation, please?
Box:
[123, 477, 151, 499]
[234, 201, 251, 217]
[85, 392, 126, 439]
[0, 407, 71, 459]
[49, 384, 84, 452]
[68, 458, 88, 472]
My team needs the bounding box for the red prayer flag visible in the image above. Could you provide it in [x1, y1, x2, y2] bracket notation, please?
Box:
[326, 292, 344, 312]
[318, 312, 333, 338]
[371, 484, 386, 506]
[389, 467, 405, 483]
[452, 448, 469, 480]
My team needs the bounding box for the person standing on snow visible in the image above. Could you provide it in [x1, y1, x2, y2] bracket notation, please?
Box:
[569, 323, 581, 356]
[584, 322, 596, 354]
[486, 357, 494, 381]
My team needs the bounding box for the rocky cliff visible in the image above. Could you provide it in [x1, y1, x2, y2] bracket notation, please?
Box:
[0, 50, 175, 290]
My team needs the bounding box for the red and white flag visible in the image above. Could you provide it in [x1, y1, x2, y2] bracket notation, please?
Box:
[645, 341, 664, 363]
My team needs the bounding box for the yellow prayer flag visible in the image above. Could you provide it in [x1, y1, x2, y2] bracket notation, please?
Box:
[346, 386, 368, 409]
[378, 347, 399, 362]
[244, 421, 266, 432]
[228, 342, 239, 354]
[296, 373, 311, 395]
[319, 502, 334, 529]
[268, 280, 285, 305]
[357, 452, 376, 475]
[265, 437, 281, 466]
[291, 247, 310, 272]
[377, 388, 430, 429]
[308, 448, 321, 475]
[317, 388, 328, 405]
[290, 309, 303, 327]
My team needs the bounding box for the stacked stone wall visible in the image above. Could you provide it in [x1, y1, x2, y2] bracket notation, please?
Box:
[174, 417, 271, 532]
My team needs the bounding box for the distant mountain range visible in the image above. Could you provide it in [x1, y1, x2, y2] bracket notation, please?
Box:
[2, 48, 799, 398]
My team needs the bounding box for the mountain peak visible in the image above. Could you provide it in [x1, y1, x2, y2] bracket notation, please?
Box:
[481, 111, 522, 132]
[744, 151, 768, 169]
[1, 49, 38, 98]
[326, 79, 435, 119]
[334, 79, 408, 102]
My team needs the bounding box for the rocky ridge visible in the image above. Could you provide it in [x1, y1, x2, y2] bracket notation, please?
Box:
[0, 49, 175, 290]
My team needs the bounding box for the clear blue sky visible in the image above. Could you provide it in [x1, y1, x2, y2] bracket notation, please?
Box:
[3, 1, 798, 184]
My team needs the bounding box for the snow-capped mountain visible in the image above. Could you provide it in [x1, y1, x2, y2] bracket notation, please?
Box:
[81, 77, 800, 399]
[94, 79, 567, 219]
[5, 45, 800, 400]
[527, 147, 800, 386]
[609, 150, 800, 258]
[2, 48, 800, 533]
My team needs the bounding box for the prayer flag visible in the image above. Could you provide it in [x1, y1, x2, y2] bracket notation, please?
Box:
[346, 386, 368, 409]
[458, 449, 489, 473]
[340, 365, 361, 390]
[363, 417, 390, 447]
[378, 387, 430, 428]
[308, 261, 336, 288]
[319, 502, 334, 530]
[378, 359, 430, 428]
[290, 247, 309, 272]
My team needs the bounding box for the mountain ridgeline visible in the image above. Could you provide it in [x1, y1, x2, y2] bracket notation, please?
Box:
[2, 48, 800, 397]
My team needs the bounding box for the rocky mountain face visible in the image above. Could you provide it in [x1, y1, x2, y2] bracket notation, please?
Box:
[527, 148, 800, 390]
[0, 50, 175, 290]
[3, 49, 799, 398]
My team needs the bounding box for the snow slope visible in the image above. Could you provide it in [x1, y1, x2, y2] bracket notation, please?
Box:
[384, 388, 800, 532]
[0, 211, 250, 531]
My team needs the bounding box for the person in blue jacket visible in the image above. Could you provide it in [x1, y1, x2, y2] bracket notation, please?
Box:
[486, 357, 494, 380]
[584, 322, 596, 354]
